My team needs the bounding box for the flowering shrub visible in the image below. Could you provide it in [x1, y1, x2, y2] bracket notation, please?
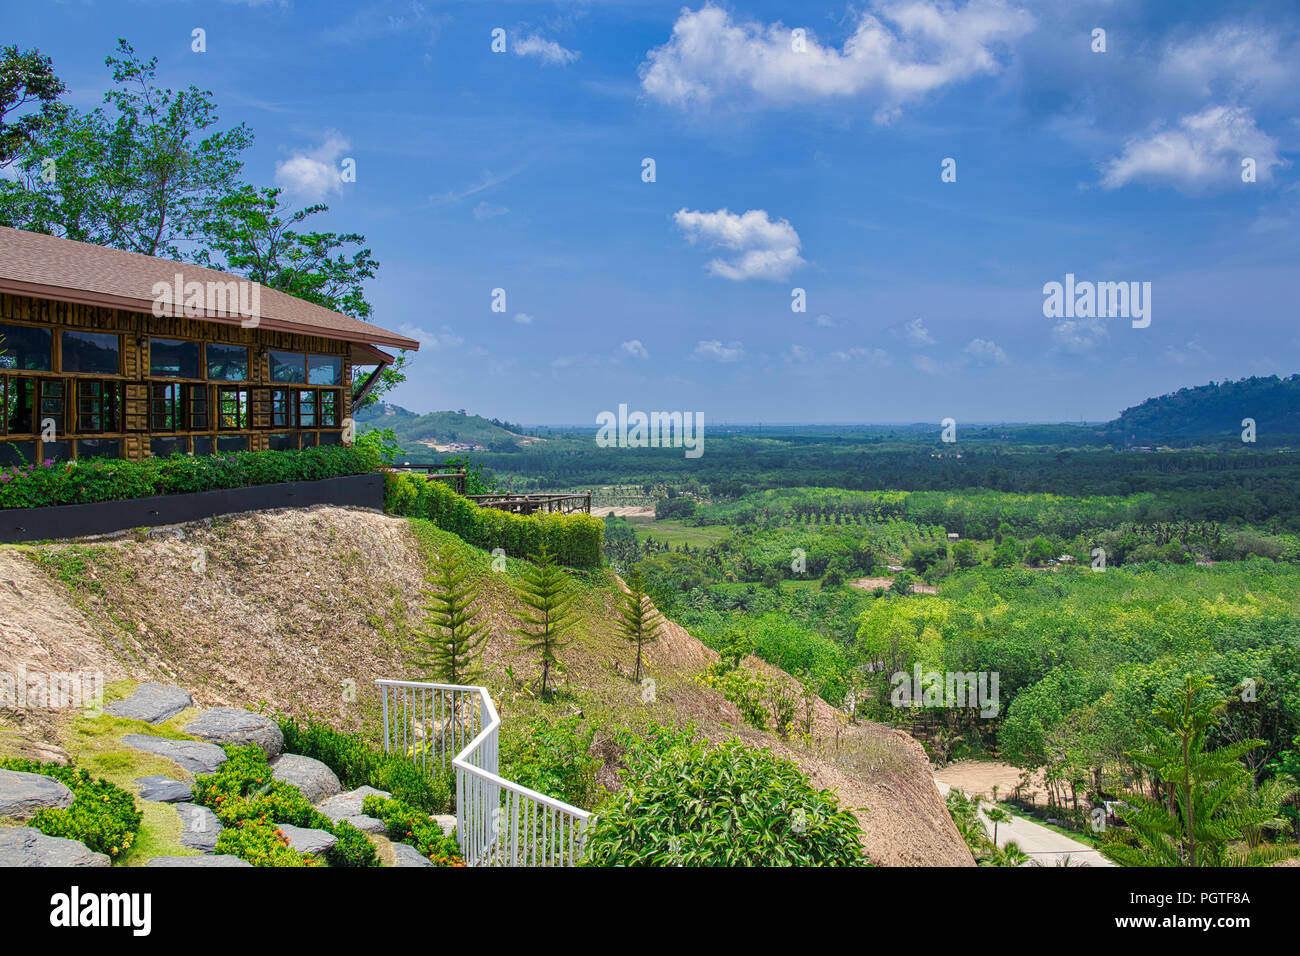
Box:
[362, 794, 463, 866]
[0, 758, 142, 861]
[0, 445, 381, 509]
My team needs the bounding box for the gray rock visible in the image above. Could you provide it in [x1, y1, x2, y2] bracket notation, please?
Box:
[270, 754, 341, 804]
[122, 735, 228, 775]
[0, 828, 109, 867]
[0, 768, 74, 820]
[147, 855, 251, 867]
[176, 803, 223, 852]
[276, 823, 336, 856]
[341, 815, 386, 834]
[134, 775, 193, 803]
[184, 708, 283, 758]
[391, 842, 433, 867]
[316, 785, 390, 822]
[433, 813, 456, 837]
[106, 683, 192, 724]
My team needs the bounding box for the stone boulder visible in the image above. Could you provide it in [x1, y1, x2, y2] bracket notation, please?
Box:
[316, 785, 390, 834]
[0, 768, 74, 820]
[270, 754, 341, 804]
[122, 735, 228, 775]
[276, 823, 336, 857]
[176, 802, 222, 852]
[184, 708, 283, 758]
[0, 828, 109, 867]
[134, 775, 193, 803]
[106, 683, 192, 724]
[391, 842, 433, 867]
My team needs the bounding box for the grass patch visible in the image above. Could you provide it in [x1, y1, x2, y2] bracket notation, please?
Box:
[628, 518, 730, 548]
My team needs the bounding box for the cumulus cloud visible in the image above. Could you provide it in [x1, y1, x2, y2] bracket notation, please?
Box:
[964, 337, 1009, 365]
[1100, 105, 1284, 192]
[1160, 25, 1298, 99]
[621, 339, 650, 359]
[1051, 316, 1108, 355]
[275, 130, 349, 202]
[812, 313, 837, 328]
[693, 339, 745, 362]
[902, 317, 936, 346]
[641, 1, 1033, 119]
[832, 346, 891, 365]
[674, 207, 804, 281]
[396, 324, 463, 350]
[513, 312, 534, 325]
[514, 33, 579, 65]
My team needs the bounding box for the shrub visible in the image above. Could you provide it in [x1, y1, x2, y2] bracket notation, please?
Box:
[499, 717, 600, 810]
[278, 715, 453, 814]
[215, 821, 314, 867]
[194, 745, 379, 867]
[0, 758, 142, 861]
[0, 445, 381, 510]
[583, 725, 868, 866]
[383, 472, 603, 568]
[362, 794, 463, 866]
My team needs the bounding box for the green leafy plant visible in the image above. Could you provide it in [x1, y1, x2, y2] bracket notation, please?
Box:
[0, 758, 142, 861]
[510, 544, 578, 698]
[499, 717, 600, 810]
[583, 724, 868, 866]
[411, 546, 488, 685]
[614, 571, 662, 683]
[362, 794, 462, 865]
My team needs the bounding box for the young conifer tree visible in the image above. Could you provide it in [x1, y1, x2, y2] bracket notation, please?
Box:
[615, 571, 662, 683]
[413, 546, 488, 686]
[510, 544, 577, 698]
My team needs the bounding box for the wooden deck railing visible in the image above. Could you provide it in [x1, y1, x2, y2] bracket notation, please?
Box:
[466, 492, 592, 515]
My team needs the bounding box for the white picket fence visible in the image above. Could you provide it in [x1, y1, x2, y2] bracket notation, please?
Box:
[375, 679, 593, 866]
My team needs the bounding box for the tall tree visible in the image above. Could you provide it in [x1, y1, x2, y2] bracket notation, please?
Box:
[0, 39, 253, 258]
[0, 45, 67, 165]
[411, 547, 487, 686]
[510, 544, 577, 698]
[1104, 674, 1274, 867]
[615, 571, 661, 683]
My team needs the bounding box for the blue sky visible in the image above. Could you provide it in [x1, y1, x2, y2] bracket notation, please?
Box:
[9, 0, 1300, 423]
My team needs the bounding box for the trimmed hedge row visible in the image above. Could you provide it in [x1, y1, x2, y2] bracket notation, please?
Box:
[384, 471, 603, 568]
[0, 445, 382, 510]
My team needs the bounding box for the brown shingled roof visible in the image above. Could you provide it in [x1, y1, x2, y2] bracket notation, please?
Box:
[0, 226, 419, 352]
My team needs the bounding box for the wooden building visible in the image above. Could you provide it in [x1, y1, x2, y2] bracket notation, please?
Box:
[0, 226, 419, 465]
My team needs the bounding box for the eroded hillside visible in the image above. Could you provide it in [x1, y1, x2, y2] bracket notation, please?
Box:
[0, 505, 970, 866]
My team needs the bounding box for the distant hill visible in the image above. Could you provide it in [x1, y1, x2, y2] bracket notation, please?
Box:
[1102, 375, 1300, 447]
[355, 403, 533, 454]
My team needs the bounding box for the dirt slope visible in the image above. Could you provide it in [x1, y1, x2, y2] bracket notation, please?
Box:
[0, 505, 971, 866]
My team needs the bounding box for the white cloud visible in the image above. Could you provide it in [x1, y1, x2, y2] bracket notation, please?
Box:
[641, 2, 1033, 119]
[911, 354, 943, 374]
[831, 347, 891, 365]
[621, 339, 650, 359]
[513, 312, 534, 325]
[902, 317, 936, 346]
[1163, 337, 1211, 366]
[1051, 316, 1108, 354]
[788, 344, 813, 362]
[813, 313, 837, 328]
[396, 324, 463, 350]
[673, 207, 804, 281]
[1160, 25, 1298, 99]
[514, 33, 579, 65]
[473, 201, 509, 221]
[1100, 106, 1284, 192]
[693, 339, 745, 362]
[964, 337, 1009, 365]
[275, 130, 349, 202]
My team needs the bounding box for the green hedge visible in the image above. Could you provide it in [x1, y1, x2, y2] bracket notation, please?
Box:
[0, 758, 143, 861]
[384, 472, 603, 568]
[0, 445, 381, 510]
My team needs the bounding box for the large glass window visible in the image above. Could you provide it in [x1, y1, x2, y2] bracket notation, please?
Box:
[307, 354, 341, 386]
[217, 387, 249, 430]
[150, 436, 188, 458]
[77, 381, 120, 433]
[76, 438, 121, 460]
[270, 350, 306, 383]
[151, 383, 184, 431]
[319, 390, 339, 427]
[271, 389, 293, 428]
[1, 377, 35, 434]
[268, 432, 297, 451]
[39, 380, 66, 434]
[206, 343, 249, 381]
[216, 435, 248, 453]
[189, 385, 209, 430]
[0, 441, 35, 466]
[296, 389, 317, 428]
[150, 338, 200, 378]
[61, 331, 120, 374]
[0, 323, 52, 371]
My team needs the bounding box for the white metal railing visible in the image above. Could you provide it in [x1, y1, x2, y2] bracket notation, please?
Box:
[375, 679, 593, 866]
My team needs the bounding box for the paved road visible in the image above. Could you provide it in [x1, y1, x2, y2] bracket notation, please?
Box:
[935, 779, 1114, 867]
